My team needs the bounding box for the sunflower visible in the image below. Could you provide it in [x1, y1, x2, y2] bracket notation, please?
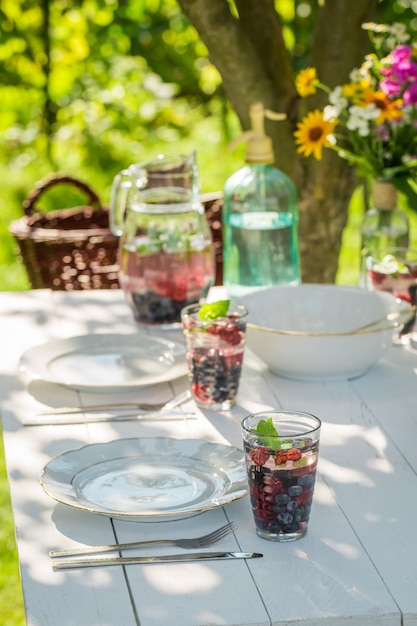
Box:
[294, 110, 338, 160]
[361, 89, 403, 123]
[295, 68, 319, 97]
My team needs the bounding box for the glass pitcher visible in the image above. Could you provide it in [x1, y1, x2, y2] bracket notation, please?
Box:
[110, 152, 215, 327]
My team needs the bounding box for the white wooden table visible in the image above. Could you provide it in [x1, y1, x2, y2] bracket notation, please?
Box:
[2, 289, 417, 626]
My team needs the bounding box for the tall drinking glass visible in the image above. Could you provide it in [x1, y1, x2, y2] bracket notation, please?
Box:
[241, 410, 321, 541]
[110, 153, 215, 327]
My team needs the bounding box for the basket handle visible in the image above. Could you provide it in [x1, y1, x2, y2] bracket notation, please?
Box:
[22, 173, 102, 216]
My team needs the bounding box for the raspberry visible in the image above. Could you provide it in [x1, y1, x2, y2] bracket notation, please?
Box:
[287, 448, 302, 461]
[206, 324, 221, 336]
[275, 450, 288, 465]
[263, 475, 283, 494]
[254, 505, 276, 521]
[191, 382, 210, 402]
[249, 447, 270, 466]
[219, 323, 241, 345]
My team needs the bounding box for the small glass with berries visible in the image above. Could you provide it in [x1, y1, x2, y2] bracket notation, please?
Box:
[241, 410, 321, 542]
[364, 247, 417, 344]
[181, 300, 248, 411]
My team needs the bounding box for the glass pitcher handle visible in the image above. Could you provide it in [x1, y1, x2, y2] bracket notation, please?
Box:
[109, 168, 132, 236]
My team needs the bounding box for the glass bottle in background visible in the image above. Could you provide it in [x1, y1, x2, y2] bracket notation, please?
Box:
[360, 179, 409, 285]
[222, 103, 301, 297]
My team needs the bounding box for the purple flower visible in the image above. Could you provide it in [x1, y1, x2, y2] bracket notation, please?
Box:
[404, 81, 417, 105]
[375, 124, 390, 141]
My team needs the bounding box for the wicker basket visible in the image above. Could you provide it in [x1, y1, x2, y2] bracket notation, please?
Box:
[200, 191, 223, 286]
[9, 174, 120, 290]
[10, 174, 224, 291]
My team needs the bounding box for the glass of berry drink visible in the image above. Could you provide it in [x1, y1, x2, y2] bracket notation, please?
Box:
[181, 301, 248, 411]
[365, 247, 417, 343]
[241, 410, 321, 542]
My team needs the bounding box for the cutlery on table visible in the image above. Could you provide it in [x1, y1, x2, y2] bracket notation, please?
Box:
[25, 410, 197, 426]
[25, 390, 195, 425]
[50, 522, 236, 558]
[37, 389, 192, 415]
[52, 551, 262, 570]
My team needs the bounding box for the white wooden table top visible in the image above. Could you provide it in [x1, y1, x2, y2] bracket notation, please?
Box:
[1, 289, 417, 626]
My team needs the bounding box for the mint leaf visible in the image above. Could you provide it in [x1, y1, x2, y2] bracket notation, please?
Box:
[198, 300, 230, 321]
[256, 417, 281, 450]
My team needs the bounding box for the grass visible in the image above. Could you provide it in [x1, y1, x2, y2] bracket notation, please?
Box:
[0, 427, 26, 626]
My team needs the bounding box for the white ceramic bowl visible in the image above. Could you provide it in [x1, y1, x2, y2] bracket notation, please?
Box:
[238, 284, 413, 381]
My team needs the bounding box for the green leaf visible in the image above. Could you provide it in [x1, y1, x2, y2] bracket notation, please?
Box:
[255, 417, 281, 450]
[198, 300, 230, 320]
[392, 177, 417, 213]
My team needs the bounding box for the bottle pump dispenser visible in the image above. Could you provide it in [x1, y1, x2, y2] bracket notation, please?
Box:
[222, 102, 301, 296]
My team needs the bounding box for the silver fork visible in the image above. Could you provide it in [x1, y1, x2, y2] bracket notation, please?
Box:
[49, 522, 236, 558]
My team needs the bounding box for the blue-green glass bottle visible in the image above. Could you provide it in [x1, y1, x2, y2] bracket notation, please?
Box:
[222, 103, 301, 297]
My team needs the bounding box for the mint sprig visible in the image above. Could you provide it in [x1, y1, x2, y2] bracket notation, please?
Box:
[198, 300, 230, 321]
[256, 417, 281, 450]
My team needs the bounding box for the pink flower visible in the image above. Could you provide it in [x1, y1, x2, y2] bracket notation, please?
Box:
[404, 81, 417, 105]
[390, 44, 413, 64]
[387, 44, 417, 85]
[380, 78, 402, 97]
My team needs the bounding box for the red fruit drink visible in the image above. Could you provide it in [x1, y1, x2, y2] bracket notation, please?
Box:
[241, 411, 321, 542]
[366, 253, 417, 302]
[181, 302, 248, 411]
[119, 246, 214, 326]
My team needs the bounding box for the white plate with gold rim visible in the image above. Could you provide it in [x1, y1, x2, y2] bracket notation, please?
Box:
[39, 437, 248, 521]
[19, 333, 187, 391]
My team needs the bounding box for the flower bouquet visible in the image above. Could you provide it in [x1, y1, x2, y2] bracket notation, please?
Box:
[294, 22, 417, 210]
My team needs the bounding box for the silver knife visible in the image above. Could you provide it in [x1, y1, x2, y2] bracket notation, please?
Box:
[24, 411, 197, 426]
[52, 552, 263, 570]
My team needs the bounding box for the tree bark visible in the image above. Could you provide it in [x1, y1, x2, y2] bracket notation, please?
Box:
[177, 0, 380, 282]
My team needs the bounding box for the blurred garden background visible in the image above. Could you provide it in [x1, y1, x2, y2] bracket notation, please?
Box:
[2, 1, 417, 623]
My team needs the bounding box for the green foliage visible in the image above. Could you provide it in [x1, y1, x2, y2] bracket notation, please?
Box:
[0, 426, 25, 625]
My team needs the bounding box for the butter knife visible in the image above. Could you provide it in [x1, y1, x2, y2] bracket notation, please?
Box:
[52, 552, 263, 570]
[24, 411, 197, 426]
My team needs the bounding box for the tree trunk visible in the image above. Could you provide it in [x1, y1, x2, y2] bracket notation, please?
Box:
[177, 0, 380, 282]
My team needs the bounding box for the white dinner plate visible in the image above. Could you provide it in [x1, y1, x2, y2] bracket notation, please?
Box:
[19, 333, 188, 391]
[40, 437, 248, 521]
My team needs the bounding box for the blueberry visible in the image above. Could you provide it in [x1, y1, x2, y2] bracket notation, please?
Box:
[286, 500, 298, 512]
[255, 519, 270, 531]
[288, 485, 303, 497]
[275, 493, 290, 505]
[273, 504, 288, 514]
[298, 475, 315, 489]
[300, 504, 311, 521]
[284, 522, 301, 533]
[267, 520, 282, 533]
[277, 512, 293, 525]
